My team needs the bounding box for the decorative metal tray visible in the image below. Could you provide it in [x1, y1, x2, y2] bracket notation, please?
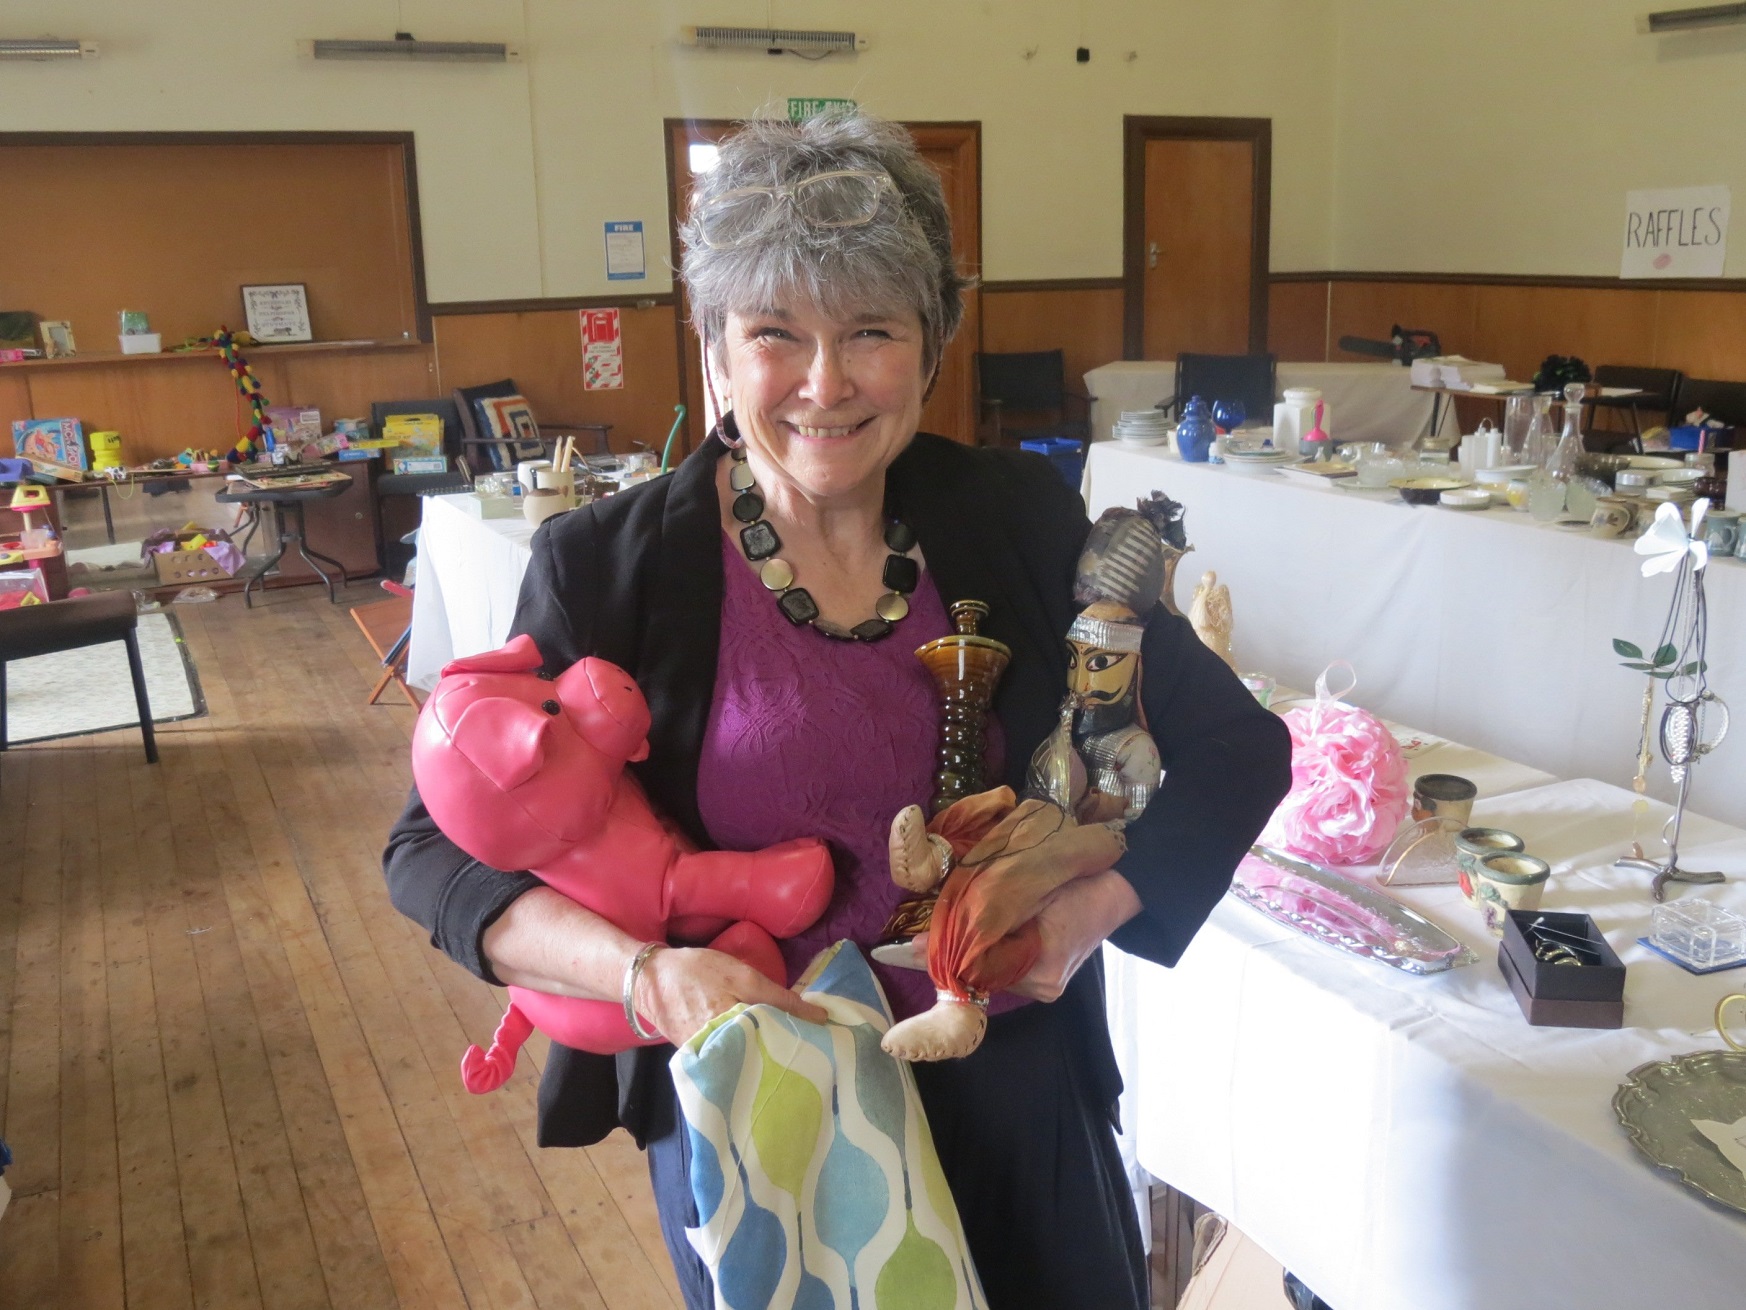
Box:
[1614, 1050, 1746, 1216]
[1229, 846, 1477, 974]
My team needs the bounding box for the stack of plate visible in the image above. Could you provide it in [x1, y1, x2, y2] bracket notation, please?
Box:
[1220, 445, 1295, 473]
[1112, 411, 1172, 446]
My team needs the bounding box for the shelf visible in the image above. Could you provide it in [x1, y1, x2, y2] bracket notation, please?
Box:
[1, 337, 428, 372]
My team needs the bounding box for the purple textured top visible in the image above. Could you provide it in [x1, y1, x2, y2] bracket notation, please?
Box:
[698, 533, 1019, 1021]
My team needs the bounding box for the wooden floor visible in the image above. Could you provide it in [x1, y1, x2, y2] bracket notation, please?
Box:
[0, 585, 684, 1309]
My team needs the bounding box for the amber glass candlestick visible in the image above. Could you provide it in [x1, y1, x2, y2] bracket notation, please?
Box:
[916, 599, 1011, 815]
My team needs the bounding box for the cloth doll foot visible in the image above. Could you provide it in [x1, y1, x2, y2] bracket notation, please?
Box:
[881, 996, 988, 1062]
[888, 805, 953, 893]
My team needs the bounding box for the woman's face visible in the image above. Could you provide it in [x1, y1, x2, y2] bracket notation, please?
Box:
[719, 298, 928, 505]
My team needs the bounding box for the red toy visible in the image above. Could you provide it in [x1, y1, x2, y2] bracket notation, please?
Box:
[412, 635, 835, 1091]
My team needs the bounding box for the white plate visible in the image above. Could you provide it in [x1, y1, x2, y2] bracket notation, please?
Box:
[1625, 455, 1684, 469]
[1115, 434, 1169, 448]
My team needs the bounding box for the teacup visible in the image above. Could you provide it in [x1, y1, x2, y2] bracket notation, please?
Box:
[1454, 828, 1526, 905]
[1474, 852, 1550, 936]
[1703, 509, 1740, 557]
[1413, 773, 1477, 827]
[1591, 496, 1635, 538]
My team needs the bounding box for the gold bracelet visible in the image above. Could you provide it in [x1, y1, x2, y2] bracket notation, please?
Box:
[622, 942, 667, 1041]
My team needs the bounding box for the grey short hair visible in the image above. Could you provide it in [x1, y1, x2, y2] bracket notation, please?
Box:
[679, 111, 968, 378]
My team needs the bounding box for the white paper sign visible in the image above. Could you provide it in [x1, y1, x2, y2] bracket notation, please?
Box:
[604, 221, 645, 281]
[1621, 186, 1730, 278]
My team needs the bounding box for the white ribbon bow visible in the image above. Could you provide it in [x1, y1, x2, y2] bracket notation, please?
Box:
[1635, 496, 1710, 577]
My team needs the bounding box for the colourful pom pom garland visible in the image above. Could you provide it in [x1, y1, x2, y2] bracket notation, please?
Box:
[212, 327, 270, 464]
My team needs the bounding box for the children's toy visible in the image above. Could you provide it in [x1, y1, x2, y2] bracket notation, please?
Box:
[411, 635, 835, 1090]
[212, 327, 271, 463]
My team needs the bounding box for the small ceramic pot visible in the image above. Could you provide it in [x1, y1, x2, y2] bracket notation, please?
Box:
[1475, 851, 1551, 936]
[1455, 828, 1526, 907]
[522, 489, 573, 526]
[1702, 509, 1741, 557]
[1413, 773, 1478, 827]
[1176, 396, 1216, 463]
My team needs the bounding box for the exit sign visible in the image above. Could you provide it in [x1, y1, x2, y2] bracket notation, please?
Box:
[788, 97, 856, 120]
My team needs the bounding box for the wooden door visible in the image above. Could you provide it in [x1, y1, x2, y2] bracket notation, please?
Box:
[665, 119, 982, 454]
[1122, 118, 1271, 362]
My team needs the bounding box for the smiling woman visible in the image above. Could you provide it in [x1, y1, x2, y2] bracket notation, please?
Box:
[384, 108, 1290, 1310]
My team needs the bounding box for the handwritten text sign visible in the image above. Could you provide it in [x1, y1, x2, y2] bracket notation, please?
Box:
[1621, 186, 1730, 279]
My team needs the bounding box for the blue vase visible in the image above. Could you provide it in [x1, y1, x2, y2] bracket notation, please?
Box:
[1177, 395, 1215, 462]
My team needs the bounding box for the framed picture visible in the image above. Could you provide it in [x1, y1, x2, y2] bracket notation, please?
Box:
[240, 283, 313, 343]
[40, 321, 75, 358]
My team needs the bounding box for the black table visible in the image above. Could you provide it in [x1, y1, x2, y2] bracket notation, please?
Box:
[215, 475, 353, 607]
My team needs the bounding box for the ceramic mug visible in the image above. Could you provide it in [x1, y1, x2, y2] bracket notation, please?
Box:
[1591, 496, 1635, 538]
[1412, 773, 1477, 827]
[1474, 851, 1551, 936]
[1454, 827, 1526, 906]
[1702, 509, 1740, 557]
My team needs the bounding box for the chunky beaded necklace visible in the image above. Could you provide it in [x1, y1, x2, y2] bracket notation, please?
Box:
[728, 445, 918, 642]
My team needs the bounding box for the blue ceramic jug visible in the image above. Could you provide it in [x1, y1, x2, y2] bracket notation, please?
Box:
[1177, 395, 1215, 463]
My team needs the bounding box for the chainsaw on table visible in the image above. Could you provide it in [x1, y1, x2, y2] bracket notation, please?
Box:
[1336, 324, 1442, 364]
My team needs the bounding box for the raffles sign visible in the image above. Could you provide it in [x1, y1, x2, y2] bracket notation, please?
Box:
[1621, 186, 1730, 278]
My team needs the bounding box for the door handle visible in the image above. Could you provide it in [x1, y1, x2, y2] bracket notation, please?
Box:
[1146, 241, 1159, 269]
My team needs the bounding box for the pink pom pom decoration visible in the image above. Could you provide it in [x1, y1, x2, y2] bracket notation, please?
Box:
[1259, 668, 1408, 866]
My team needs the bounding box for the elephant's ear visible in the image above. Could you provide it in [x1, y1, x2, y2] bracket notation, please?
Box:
[440, 633, 544, 678]
[446, 695, 550, 794]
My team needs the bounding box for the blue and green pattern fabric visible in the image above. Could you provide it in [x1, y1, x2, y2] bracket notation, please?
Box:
[671, 941, 988, 1310]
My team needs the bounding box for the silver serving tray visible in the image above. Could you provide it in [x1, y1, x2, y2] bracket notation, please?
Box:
[1614, 1050, 1746, 1216]
[1229, 846, 1477, 974]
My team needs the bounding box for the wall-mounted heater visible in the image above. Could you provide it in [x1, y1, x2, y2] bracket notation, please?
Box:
[0, 38, 98, 60]
[1640, 3, 1746, 31]
[681, 26, 866, 56]
[303, 34, 520, 62]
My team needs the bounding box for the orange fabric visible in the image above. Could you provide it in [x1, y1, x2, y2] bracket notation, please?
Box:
[921, 792, 1125, 1000]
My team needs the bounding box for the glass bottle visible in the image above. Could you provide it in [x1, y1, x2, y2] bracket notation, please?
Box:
[1522, 394, 1555, 468]
[1547, 382, 1587, 482]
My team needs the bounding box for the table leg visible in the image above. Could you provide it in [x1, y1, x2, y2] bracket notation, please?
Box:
[242, 504, 291, 609]
[286, 502, 348, 603]
[100, 482, 115, 546]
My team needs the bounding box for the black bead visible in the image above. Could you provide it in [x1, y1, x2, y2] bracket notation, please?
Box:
[882, 554, 920, 594]
[884, 520, 917, 553]
[740, 519, 781, 560]
[850, 618, 893, 642]
[777, 587, 820, 625]
[732, 490, 764, 523]
[541, 699, 561, 716]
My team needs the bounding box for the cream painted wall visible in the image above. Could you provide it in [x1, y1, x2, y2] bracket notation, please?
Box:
[0, 0, 1337, 300]
[1331, 0, 1746, 275]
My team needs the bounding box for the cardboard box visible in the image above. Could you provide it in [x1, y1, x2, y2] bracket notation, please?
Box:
[392, 454, 449, 475]
[1498, 910, 1625, 1028]
[151, 531, 240, 585]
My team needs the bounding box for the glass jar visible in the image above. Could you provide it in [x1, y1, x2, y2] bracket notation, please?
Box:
[1523, 394, 1555, 468]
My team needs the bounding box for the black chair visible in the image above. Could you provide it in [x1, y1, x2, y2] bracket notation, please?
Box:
[370, 398, 471, 576]
[1583, 365, 1681, 453]
[1165, 353, 1278, 426]
[1672, 376, 1746, 431]
[0, 591, 157, 762]
[976, 350, 1090, 446]
[452, 378, 612, 476]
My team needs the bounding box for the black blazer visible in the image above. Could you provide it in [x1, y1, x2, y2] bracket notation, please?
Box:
[384, 429, 1290, 1147]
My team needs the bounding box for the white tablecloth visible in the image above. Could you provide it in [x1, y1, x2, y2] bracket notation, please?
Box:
[1107, 744, 1746, 1310]
[407, 493, 536, 690]
[1084, 360, 1434, 449]
[1084, 443, 1746, 831]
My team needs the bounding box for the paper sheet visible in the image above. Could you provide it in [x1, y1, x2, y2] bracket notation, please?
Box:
[1692, 1113, 1746, 1182]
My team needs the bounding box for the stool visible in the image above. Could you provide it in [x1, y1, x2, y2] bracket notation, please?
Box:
[0, 591, 157, 763]
[216, 477, 353, 607]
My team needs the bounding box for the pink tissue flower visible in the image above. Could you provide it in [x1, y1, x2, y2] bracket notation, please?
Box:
[1258, 698, 1408, 866]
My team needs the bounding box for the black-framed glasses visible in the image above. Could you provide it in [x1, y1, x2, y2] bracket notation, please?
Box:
[695, 169, 896, 249]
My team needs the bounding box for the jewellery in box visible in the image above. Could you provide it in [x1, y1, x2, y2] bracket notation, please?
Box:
[729, 446, 917, 641]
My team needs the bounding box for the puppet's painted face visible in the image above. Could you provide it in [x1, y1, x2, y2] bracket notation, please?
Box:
[1067, 641, 1138, 709]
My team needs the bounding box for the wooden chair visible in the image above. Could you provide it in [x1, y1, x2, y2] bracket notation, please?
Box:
[976, 350, 1090, 447]
[350, 581, 418, 708]
[0, 591, 157, 762]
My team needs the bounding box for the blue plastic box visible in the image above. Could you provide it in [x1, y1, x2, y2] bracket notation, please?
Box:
[1019, 436, 1084, 489]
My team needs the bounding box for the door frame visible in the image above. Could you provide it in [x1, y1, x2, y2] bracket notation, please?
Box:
[1121, 115, 1272, 361]
[663, 117, 983, 455]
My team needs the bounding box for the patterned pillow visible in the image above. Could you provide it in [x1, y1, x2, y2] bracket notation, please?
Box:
[671, 941, 987, 1310]
[474, 392, 544, 470]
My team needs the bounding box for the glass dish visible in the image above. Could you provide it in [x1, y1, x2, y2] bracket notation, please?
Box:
[1650, 900, 1746, 971]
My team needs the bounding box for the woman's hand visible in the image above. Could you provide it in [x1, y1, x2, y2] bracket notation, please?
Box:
[634, 946, 829, 1048]
[1005, 869, 1142, 1002]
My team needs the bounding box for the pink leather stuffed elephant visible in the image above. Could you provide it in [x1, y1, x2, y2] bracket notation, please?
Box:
[411, 634, 834, 1092]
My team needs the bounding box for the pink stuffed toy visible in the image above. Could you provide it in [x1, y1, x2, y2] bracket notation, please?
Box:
[412, 635, 834, 1091]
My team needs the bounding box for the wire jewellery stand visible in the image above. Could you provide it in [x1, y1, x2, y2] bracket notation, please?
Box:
[1615, 503, 1730, 901]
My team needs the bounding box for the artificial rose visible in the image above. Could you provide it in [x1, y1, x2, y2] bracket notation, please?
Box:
[1258, 697, 1409, 865]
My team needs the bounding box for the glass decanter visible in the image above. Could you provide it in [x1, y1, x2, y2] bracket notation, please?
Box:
[1547, 382, 1587, 482]
[1522, 394, 1555, 468]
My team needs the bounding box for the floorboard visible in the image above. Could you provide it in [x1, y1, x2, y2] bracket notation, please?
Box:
[0, 585, 682, 1309]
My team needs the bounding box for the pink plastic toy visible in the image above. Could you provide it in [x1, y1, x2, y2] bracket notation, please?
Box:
[412, 634, 835, 1091]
